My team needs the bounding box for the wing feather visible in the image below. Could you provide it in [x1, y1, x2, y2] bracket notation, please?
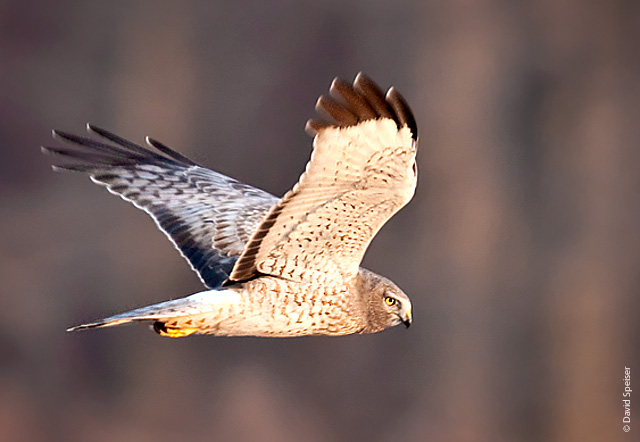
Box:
[44, 125, 277, 288]
[229, 73, 418, 284]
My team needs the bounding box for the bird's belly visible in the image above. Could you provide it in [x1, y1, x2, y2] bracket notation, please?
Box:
[199, 278, 362, 337]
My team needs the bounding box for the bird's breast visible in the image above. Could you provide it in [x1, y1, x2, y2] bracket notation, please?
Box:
[231, 276, 363, 336]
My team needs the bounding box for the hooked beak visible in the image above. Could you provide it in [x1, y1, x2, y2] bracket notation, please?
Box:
[401, 309, 412, 328]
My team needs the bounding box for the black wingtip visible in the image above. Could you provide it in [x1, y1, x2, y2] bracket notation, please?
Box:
[145, 136, 199, 166]
[51, 128, 68, 141]
[308, 73, 417, 140]
[45, 124, 203, 171]
[386, 87, 418, 141]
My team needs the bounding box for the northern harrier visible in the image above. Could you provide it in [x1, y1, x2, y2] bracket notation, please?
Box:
[44, 73, 418, 337]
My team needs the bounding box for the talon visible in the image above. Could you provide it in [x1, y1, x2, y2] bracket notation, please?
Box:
[153, 321, 198, 338]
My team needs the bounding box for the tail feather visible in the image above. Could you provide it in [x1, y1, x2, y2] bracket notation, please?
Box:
[67, 289, 242, 335]
[66, 300, 191, 332]
[67, 317, 139, 332]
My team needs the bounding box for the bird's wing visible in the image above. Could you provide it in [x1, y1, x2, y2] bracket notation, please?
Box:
[43, 125, 277, 288]
[229, 73, 418, 284]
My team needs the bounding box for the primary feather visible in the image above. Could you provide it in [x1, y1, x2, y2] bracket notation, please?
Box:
[43, 124, 277, 288]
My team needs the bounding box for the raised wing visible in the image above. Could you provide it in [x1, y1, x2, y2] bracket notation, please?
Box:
[229, 73, 418, 284]
[43, 125, 277, 288]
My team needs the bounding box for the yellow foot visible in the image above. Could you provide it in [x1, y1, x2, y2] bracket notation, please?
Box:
[153, 321, 198, 338]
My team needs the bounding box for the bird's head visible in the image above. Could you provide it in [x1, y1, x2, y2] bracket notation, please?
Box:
[357, 268, 412, 333]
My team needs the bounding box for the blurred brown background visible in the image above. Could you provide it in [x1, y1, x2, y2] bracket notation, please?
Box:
[1, 1, 638, 441]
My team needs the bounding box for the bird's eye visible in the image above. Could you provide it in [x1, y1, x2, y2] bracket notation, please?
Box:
[384, 296, 397, 306]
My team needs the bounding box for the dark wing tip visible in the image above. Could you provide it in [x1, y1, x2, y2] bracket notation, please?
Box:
[146, 136, 199, 166]
[308, 73, 418, 140]
[304, 119, 332, 137]
[45, 124, 199, 171]
[51, 129, 80, 144]
[315, 95, 359, 126]
[386, 87, 418, 141]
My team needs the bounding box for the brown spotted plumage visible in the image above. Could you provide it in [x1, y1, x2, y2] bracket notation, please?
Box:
[44, 73, 417, 337]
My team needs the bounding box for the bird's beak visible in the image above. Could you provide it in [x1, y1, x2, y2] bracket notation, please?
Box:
[401, 309, 412, 328]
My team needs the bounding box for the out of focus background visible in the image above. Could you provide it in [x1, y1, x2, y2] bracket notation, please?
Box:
[1, 1, 638, 441]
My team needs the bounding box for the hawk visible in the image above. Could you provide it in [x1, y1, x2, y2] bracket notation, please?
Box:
[43, 73, 418, 337]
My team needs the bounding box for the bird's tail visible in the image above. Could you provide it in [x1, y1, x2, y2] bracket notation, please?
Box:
[67, 289, 242, 338]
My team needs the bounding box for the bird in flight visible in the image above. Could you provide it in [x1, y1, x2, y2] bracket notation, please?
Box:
[43, 73, 418, 338]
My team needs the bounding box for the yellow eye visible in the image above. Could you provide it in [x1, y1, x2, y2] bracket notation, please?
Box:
[384, 296, 397, 306]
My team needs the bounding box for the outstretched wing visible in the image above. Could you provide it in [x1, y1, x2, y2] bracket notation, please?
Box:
[43, 125, 277, 288]
[229, 73, 418, 284]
